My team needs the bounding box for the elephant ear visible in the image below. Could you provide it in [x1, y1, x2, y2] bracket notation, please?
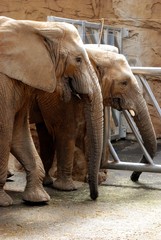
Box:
[0, 16, 13, 24]
[0, 20, 60, 92]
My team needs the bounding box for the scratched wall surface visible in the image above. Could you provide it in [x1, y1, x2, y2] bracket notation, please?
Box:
[0, 0, 161, 136]
[0, 0, 102, 21]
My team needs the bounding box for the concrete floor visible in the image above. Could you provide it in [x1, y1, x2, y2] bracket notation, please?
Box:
[1, 140, 161, 240]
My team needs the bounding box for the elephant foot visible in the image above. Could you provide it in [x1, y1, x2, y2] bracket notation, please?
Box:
[130, 171, 141, 182]
[98, 169, 108, 184]
[52, 178, 77, 191]
[43, 175, 53, 186]
[22, 185, 50, 203]
[0, 189, 13, 207]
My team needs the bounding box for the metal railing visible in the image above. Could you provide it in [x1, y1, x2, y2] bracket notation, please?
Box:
[102, 67, 161, 174]
[47, 16, 123, 53]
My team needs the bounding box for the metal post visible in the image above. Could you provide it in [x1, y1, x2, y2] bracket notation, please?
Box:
[131, 67, 161, 76]
[107, 107, 120, 163]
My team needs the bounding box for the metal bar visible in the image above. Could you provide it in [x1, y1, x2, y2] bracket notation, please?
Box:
[123, 110, 142, 141]
[138, 75, 161, 118]
[81, 21, 86, 43]
[103, 28, 108, 44]
[107, 140, 120, 163]
[108, 30, 115, 45]
[103, 161, 161, 173]
[47, 16, 84, 25]
[131, 67, 161, 76]
[111, 108, 119, 126]
[107, 107, 120, 163]
[47, 16, 122, 32]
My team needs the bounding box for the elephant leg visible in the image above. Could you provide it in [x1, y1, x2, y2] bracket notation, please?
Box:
[53, 129, 77, 191]
[36, 122, 55, 186]
[0, 121, 14, 206]
[11, 109, 50, 203]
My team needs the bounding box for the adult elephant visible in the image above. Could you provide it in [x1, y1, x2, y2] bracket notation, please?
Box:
[30, 45, 157, 190]
[0, 17, 103, 206]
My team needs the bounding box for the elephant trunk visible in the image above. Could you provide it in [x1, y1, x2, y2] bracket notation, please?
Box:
[83, 89, 103, 200]
[131, 97, 157, 181]
[72, 60, 103, 200]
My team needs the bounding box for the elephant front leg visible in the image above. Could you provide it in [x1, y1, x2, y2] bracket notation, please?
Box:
[11, 111, 50, 203]
[53, 134, 77, 191]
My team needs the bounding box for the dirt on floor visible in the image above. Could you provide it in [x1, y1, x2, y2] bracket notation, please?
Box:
[1, 140, 161, 240]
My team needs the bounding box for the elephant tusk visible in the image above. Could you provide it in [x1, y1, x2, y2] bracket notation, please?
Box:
[129, 109, 135, 117]
[75, 93, 82, 99]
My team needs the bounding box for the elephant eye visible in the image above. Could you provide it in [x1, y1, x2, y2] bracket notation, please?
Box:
[121, 80, 128, 86]
[96, 65, 99, 70]
[75, 57, 82, 63]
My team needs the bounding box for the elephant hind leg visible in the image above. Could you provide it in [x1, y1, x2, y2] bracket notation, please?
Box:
[0, 121, 14, 206]
[53, 134, 77, 191]
[36, 122, 55, 186]
[35, 119, 77, 191]
[11, 109, 50, 203]
[53, 177, 77, 191]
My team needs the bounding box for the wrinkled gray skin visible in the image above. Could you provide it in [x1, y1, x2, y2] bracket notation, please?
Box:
[30, 46, 157, 191]
[0, 17, 103, 206]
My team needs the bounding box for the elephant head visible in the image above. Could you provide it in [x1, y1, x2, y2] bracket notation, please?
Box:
[0, 17, 103, 200]
[85, 46, 157, 179]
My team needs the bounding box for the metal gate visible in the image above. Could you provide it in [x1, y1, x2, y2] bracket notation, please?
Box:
[47, 16, 123, 52]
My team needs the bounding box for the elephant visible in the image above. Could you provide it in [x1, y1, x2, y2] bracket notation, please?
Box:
[0, 17, 104, 206]
[30, 45, 157, 190]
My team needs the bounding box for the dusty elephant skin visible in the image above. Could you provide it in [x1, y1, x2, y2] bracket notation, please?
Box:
[0, 16, 103, 206]
[30, 46, 157, 191]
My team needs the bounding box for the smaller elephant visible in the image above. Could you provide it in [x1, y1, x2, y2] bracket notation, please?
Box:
[30, 45, 157, 191]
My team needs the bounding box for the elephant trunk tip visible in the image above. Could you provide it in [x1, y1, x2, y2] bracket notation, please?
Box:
[130, 171, 141, 182]
[89, 183, 99, 200]
[90, 191, 98, 201]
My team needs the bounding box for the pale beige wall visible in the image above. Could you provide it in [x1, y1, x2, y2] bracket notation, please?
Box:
[0, 0, 102, 21]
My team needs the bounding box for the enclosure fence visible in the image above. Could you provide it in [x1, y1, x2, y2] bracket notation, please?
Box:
[47, 16, 123, 52]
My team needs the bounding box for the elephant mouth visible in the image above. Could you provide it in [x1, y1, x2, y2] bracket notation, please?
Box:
[110, 97, 136, 117]
[110, 97, 124, 111]
[68, 77, 81, 99]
